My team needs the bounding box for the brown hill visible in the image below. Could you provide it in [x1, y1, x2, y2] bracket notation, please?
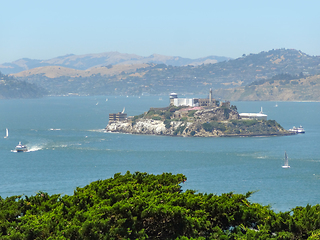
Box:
[1, 52, 230, 75]
[12, 63, 150, 78]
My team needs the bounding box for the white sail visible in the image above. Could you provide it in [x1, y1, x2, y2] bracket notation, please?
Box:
[4, 128, 8, 138]
[282, 151, 290, 168]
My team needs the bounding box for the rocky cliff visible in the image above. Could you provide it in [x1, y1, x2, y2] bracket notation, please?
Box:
[106, 105, 292, 137]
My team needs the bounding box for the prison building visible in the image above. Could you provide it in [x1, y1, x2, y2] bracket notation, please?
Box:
[109, 112, 127, 121]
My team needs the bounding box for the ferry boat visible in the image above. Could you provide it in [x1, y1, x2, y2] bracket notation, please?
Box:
[15, 142, 28, 152]
[289, 125, 305, 134]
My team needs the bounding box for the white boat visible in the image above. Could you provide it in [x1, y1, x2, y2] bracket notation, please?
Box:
[289, 125, 305, 133]
[282, 151, 290, 168]
[4, 128, 8, 138]
[15, 142, 28, 152]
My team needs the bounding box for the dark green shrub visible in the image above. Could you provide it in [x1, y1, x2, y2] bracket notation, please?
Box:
[164, 119, 171, 129]
[188, 110, 197, 117]
[180, 117, 187, 121]
[164, 111, 172, 119]
[202, 122, 213, 132]
[224, 108, 230, 119]
[147, 109, 155, 116]
[231, 105, 237, 111]
[242, 119, 258, 127]
[212, 122, 226, 131]
[133, 113, 145, 121]
[210, 116, 218, 121]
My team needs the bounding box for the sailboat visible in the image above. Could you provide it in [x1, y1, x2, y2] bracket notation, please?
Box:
[4, 128, 8, 138]
[282, 151, 290, 168]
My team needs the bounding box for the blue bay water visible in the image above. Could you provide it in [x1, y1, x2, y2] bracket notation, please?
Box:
[0, 96, 319, 212]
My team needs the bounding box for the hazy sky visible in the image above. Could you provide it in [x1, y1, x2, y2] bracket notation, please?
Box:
[1, 0, 320, 63]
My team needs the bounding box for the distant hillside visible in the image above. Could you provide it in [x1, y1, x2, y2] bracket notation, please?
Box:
[0, 72, 46, 99]
[0, 52, 231, 74]
[12, 63, 150, 78]
[214, 74, 320, 101]
[9, 49, 320, 99]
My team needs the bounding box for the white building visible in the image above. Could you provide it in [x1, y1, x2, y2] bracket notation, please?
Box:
[170, 93, 198, 107]
[173, 98, 198, 107]
[239, 107, 267, 120]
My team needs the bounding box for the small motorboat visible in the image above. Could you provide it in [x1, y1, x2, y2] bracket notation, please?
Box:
[15, 142, 28, 152]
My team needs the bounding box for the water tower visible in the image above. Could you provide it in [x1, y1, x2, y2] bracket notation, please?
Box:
[169, 93, 178, 105]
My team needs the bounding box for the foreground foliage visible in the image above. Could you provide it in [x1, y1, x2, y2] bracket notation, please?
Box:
[1, 172, 320, 239]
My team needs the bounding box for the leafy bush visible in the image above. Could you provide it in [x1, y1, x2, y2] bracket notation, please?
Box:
[223, 108, 230, 119]
[180, 117, 187, 121]
[132, 113, 145, 126]
[1, 172, 320, 239]
[188, 110, 197, 117]
[175, 124, 186, 135]
[164, 111, 172, 119]
[152, 116, 161, 120]
[266, 119, 276, 127]
[230, 105, 237, 111]
[202, 122, 213, 132]
[202, 122, 226, 132]
[133, 113, 144, 121]
[210, 116, 218, 121]
[211, 122, 227, 131]
[147, 109, 155, 116]
[241, 119, 258, 127]
[164, 119, 171, 129]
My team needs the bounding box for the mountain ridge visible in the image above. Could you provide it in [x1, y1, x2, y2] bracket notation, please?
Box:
[5, 48, 320, 100]
[0, 52, 231, 75]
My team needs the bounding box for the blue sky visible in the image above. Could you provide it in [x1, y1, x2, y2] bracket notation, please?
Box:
[1, 0, 320, 63]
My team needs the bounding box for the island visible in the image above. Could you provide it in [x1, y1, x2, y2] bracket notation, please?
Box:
[106, 92, 293, 137]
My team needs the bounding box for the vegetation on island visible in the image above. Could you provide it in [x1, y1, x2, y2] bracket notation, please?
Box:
[1, 171, 320, 239]
[119, 103, 289, 137]
[0, 72, 46, 99]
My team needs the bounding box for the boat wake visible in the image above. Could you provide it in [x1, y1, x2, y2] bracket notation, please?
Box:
[27, 145, 43, 152]
[88, 129, 106, 133]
